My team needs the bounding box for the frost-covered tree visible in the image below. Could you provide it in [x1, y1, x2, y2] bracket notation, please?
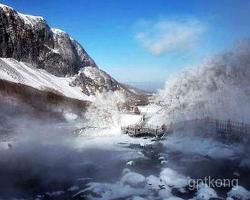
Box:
[149, 40, 250, 125]
[84, 91, 126, 128]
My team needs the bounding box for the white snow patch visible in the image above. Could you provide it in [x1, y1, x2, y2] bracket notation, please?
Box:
[227, 185, 250, 200]
[121, 171, 146, 188]
[63, 112, 78, 121]
[18, 13, 45, 26]
[126, 161, 134, 166]
[51, 28, 67, 35]
[196, 184, 218, 200]
[146, 175, 164, 191]
[138, 104, 161, 114]
[0, 3, 14, 10]
[67, 186, 79, 192]
[158, 187, 172, 199]
[161, 160, 168, 165]
[0, 3, 44, 27]
[160, 168, 190, 188]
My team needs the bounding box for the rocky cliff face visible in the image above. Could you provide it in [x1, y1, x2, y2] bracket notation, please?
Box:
[0, 3, 141, 99]
[71, 66, 127, 95]
[0, 4, 96, 76]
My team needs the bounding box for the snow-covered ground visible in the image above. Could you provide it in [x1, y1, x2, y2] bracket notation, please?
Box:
[138, 104, 162, 115]
[0, 58, 94, 101]
[120, 114, 143, 127]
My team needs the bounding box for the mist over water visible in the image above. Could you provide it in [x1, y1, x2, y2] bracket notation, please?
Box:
[0, 116, 126, 198]
[0, 97, 145, 199]
[1, 94, 250, 200]
[1, 42, 250, 199]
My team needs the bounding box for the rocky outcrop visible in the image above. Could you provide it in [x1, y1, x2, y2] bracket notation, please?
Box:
[71, 67, 124, 95]
[0, 4, 96, 76]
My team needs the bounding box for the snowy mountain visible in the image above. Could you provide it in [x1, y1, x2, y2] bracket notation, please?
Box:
[0, 3, 139, 102]
[0, 3, 96, 76]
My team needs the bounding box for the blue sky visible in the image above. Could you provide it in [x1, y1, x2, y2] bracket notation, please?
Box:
[2, 0, 250, 83]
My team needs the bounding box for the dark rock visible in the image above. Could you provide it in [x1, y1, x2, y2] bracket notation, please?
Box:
[0, 4, 96, 77]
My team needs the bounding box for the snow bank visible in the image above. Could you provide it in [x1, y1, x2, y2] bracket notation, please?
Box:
[73, 167, 189, 200]
[160, 168, 190, 188]
[121, 170, 146, 188]
[227, 185, 250, 200]
[146, 175, 166, 191]
[196, 184, 218, 200]
[158, 188, 172, 199]
[63, 112, 78, 121]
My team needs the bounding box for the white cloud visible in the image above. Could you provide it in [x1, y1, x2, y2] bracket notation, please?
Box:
[135, 17, 206, 55]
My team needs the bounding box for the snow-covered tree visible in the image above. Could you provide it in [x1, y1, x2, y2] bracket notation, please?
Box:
[84, 91, 126, 128]
[149, 40, 250, 125]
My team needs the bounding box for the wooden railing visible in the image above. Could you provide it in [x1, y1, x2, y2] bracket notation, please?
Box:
[121, 124, 168, 137]
[201, 117, 250, 135]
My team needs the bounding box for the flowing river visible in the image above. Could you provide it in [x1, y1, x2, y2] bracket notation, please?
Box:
[0, 122, 250, 200]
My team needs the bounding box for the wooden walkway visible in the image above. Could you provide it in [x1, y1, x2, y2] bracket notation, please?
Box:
[121, 124, 172, 138]
[121, 116, 250, 141]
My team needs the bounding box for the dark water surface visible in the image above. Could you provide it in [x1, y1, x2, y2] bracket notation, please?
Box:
[0, 133, 250, 200]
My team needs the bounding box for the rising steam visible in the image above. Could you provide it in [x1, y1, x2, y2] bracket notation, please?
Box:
[149, 40, 250, 125]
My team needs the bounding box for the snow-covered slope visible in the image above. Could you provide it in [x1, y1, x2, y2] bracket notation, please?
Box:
[0, 58, 93, 101]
